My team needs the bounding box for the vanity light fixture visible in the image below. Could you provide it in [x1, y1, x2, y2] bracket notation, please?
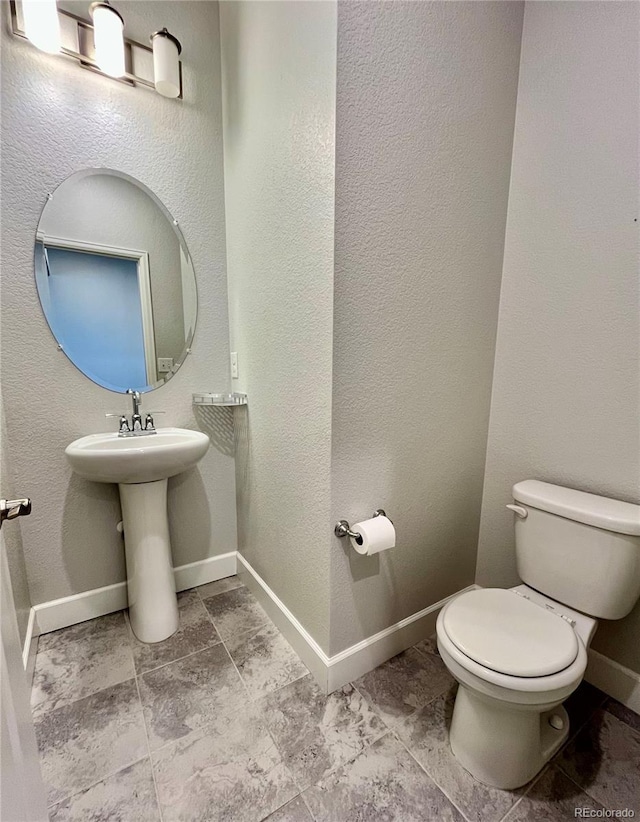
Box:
[9, 0, 183, 99]
[22, 0, 61, 54]
[151, 28, 182, 99]
[89, 1, 125, 78]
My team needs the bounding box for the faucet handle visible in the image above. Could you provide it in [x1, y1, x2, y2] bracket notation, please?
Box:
[143, 411, 165, 431]
[106, 413, 130, 434]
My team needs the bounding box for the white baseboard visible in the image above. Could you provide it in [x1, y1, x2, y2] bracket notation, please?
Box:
[35, 580, 130, 635]
[237, 552, 475, 693]
[29, 548, 640, 715]
[21, 607, 39, 684]
[585, 648, 640, 714]
[236, 553, 331, 688]
[325, 585, 477, 692]
[33, 552, 237, 635]
[173, 552, 237, 591]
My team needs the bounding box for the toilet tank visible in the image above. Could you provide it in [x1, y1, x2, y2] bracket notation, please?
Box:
[511, 480, 640, 620]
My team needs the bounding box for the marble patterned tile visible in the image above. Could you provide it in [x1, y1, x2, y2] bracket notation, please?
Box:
[31, 613, 135, 717]
[258, 674, 387, 790]
[263, 795, 313, 821]
[151, 707, 298, 822]
[414, 635, 439, 658]
[556, 708, 640, 812]
[302, 733, 465, 822]
[202, 586, 269, 640]
[504, 766, 605, 822]
[395, 687, 523, 822]
[48, 758, 160, 822]
[197, 575, 244, 599]
[354, 647, 454, 727]
[138, 643, 248, 750]
[604, 698, 640, 733]
[129, 590, 221, 675]
[225, 623, 308, 700]
[34, 679, 147, 807]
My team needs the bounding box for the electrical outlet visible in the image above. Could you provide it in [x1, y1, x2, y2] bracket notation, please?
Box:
[230, 352, 239, 379]
[157, 357, 174, 374]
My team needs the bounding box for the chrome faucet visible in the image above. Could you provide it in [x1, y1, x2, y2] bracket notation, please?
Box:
[127, 389, 143, 432]
[127, 389, 141, 417]
[106, 390, 162, 437]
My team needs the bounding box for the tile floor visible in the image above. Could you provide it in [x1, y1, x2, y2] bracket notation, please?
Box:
[31, 576, 640, 821]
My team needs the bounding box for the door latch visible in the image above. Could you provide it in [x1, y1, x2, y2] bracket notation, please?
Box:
[0, 498, 31, 527]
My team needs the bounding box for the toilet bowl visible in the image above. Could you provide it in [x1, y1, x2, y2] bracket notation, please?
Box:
[435, 480, 640, 790]
[436, 586, 594, 789]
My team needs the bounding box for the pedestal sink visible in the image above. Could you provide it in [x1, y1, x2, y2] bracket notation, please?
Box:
[65, 428, 210, 643]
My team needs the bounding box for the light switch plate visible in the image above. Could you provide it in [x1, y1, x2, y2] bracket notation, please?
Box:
[231, 352, 239, 379]
[157, 357, 174, 374]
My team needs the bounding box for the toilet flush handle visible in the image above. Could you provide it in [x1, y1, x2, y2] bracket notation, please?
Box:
[506, 504, 528, 519]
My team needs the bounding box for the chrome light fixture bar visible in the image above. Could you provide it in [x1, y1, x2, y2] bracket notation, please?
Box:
[9, 0, 183, 99]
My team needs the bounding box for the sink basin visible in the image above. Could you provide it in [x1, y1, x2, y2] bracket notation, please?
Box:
[65, 427, 210, 484]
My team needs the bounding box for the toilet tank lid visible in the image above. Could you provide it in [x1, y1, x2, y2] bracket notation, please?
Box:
[513, 480, 640, 536]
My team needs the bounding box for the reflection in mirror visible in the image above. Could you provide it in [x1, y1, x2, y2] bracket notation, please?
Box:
[35, 169, 197, 393]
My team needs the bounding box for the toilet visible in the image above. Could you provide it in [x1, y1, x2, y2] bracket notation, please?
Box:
[436, 479, 640, 790]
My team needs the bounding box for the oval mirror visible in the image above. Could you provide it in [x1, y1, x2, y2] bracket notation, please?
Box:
[34, 169, 197, 393]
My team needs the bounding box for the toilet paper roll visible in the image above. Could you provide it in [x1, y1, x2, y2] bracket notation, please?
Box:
[350, 515, 396, 556]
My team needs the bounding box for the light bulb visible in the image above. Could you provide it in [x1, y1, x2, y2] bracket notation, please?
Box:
[22, 0, 61, 54]
[151, 28, 181, 99]
[90, 2, 125, 78]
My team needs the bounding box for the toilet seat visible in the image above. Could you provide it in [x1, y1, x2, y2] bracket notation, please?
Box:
[443, 588, 579, 677]
[436, 592, 589, 699]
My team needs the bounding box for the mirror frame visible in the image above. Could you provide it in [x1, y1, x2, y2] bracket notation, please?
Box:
[34, 167, 198, 394]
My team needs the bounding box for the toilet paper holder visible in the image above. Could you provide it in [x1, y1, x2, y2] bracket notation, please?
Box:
[334, 509, 390, 545]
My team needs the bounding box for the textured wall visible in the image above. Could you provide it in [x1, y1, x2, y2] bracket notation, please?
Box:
[0, 397, 32, 645]
[220, 0, 337, 650]
[39, 173, 186, 366]
[1, 0, 236, 607]
[476, 2, 640, 672]
[329, 1, 524, 654]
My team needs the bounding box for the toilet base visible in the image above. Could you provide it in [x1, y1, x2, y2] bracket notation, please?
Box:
[450, 684, 569, 789]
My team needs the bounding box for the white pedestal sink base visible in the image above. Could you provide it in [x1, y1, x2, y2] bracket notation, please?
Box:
[65, 427, 210, 644]
[119, 479, 179, 643]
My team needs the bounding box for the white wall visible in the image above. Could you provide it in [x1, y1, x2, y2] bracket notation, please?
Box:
[220, 1, 337, 650]
[329, 0, 524, 654]
[476, 1, 640, 673]
[1, 0, 236, 607]
[0, 399, 32, 646]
